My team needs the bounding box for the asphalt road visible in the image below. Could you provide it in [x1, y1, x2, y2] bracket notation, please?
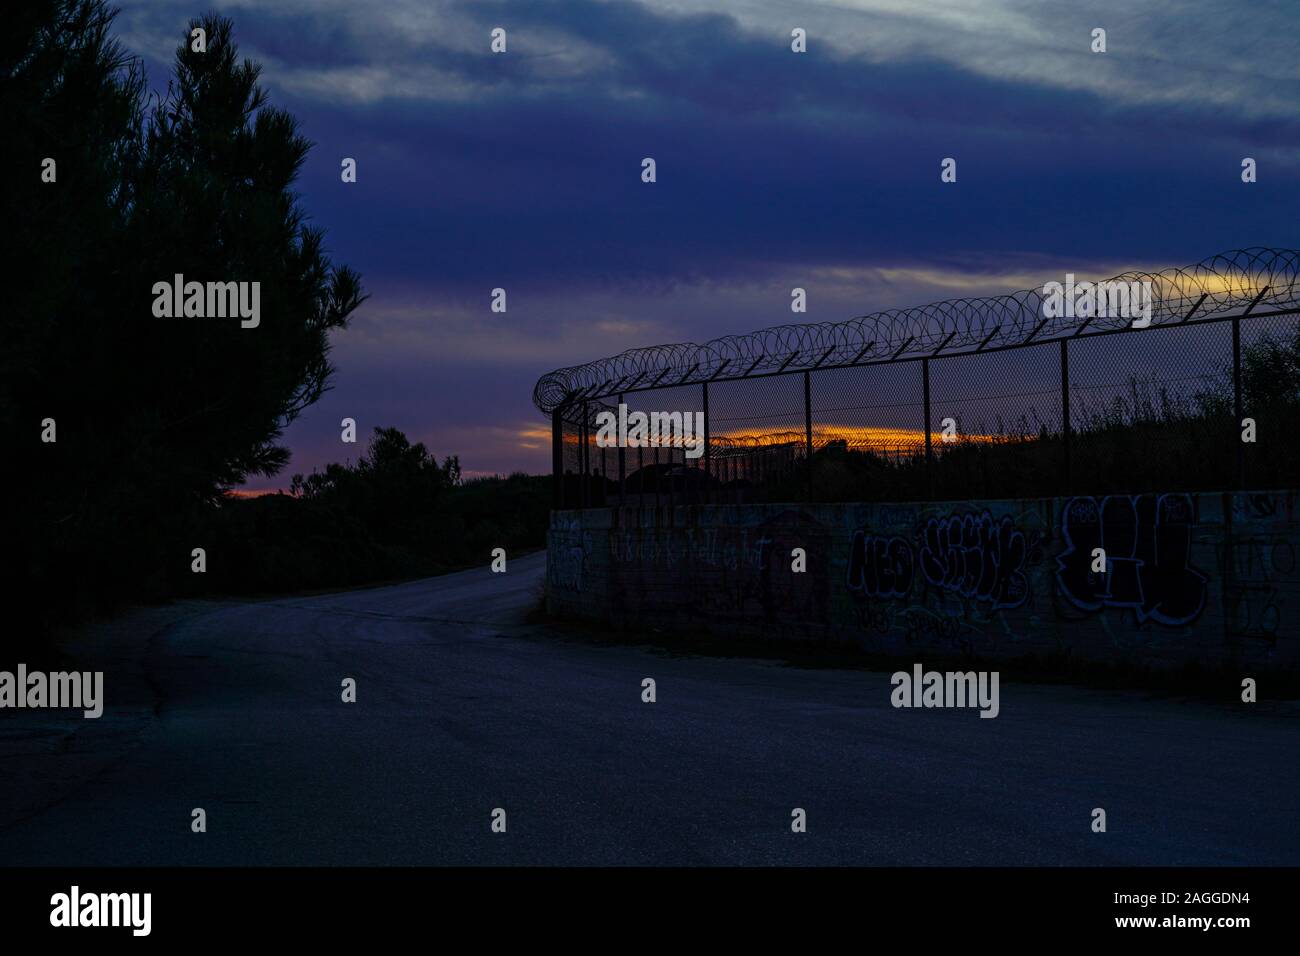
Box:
[2, 551, 1297, 865]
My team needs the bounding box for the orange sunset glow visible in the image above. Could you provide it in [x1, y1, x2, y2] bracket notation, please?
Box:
[543, 422, 1010, 451]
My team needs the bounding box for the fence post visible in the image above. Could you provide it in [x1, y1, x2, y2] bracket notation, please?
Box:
[803, 370, 813, 502]
[654, 444, 660, 510]
[702, 382, 710, 505]
[922, 358, 932, 499]
[1060, 339, 1071, 492]
[1233, 316, 1244, 489]
[580, 400, 589, 510]
[617, 392, 626, 507]
[552, 405, 564, 509]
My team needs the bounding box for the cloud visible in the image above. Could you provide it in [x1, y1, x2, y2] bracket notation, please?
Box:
[119, 0, 1300, 131]
[109, 0, 1300, 482]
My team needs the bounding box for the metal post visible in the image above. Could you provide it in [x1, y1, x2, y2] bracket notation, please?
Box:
[580, 401, 589, 509]
[1060, 339, 1071, 491]
[922, 358, 932, 499]
[617, 393, 626, 506]
[1233, 316, 1244, 489]
[1223, 491, 1236, 641]
[552, 407, 564, 509]
[702, 382, 710, 505]
[804, 370, 814, 502]
[654, 444, 660, 510]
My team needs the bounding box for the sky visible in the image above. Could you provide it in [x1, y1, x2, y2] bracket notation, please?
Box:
[112, 0, 1300, 487]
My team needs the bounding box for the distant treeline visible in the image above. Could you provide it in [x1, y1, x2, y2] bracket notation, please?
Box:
[31, 423, 549, 634]
[186, 428, 551, 596]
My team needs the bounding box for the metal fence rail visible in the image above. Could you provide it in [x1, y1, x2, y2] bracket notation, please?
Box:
[537, 248, 1300, 509]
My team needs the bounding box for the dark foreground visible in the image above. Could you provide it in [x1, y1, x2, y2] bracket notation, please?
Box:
[2, 552, 1296, 866]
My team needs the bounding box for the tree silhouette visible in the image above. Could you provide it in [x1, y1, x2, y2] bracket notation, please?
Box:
[4, 2, 364, 628]
[292, 427, 461, 550]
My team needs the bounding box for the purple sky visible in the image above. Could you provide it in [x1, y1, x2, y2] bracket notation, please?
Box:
[113, 0, 1300, 487]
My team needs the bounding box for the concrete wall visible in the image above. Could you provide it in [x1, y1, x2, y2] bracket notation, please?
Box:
[547, 491, 1300, 671]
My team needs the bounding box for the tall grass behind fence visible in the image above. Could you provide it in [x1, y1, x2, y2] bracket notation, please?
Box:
[537, 249, 1300, 508]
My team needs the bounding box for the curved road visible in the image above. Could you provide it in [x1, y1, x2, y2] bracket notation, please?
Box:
[2, 551, 1297, 865]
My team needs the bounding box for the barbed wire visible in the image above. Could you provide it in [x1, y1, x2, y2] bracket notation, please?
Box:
[534, 247, 1300, 423]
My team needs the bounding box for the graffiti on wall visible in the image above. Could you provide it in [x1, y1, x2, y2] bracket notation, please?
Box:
[552, 490, 1296, 667]
[1055, 493, 1208, 626]
[602, 510, 832, 627]
[846, 532, 914, 599]
[919, 511, 1030, 610]
[548, 535, 591, 593]
[846, 510, 1032, 610]
[843, 508, 1038, 650]
[748, 511, 831, 625]
[1222, 492, 1296, 641]
[1223, 537, 1291, 639]
[1234, 492, 1293, 521]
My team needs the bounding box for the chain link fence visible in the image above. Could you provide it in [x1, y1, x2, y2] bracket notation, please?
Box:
[538, 249, 1300, 509]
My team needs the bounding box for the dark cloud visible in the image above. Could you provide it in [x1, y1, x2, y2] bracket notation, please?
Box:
[118, 0, 1300, 481]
